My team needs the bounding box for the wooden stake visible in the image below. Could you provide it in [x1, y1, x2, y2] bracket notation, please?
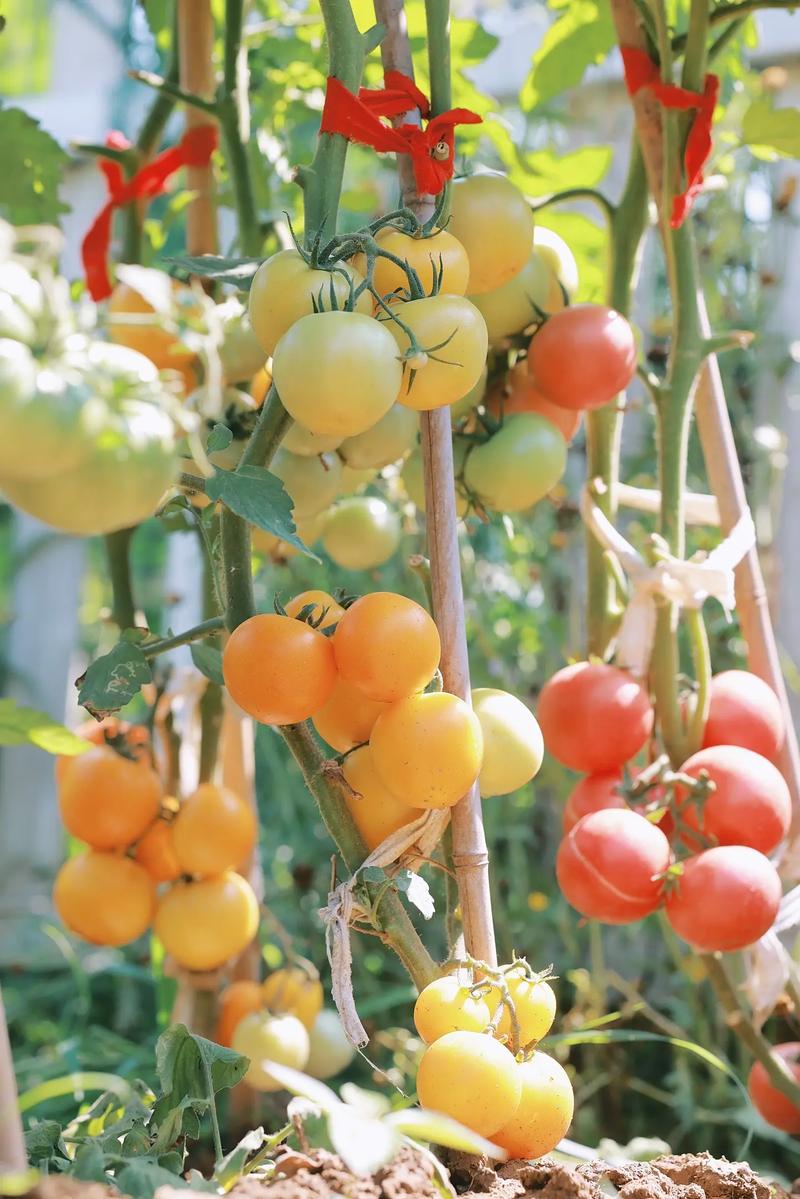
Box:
[177, 0, 218, 257]
[0, 987, 26, 1172]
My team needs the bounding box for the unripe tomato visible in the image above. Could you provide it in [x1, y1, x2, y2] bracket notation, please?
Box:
[314, 681, 389, 754]
[492, 1053, 574, 1159]
[282, 422, 344, 457]
[219, 306, 267, 383]
[527, 305, 637, 411]
[471, 688, 544, 798]
[702, 670, 785, 761]
[59, 746, 162, 851]
[134, 818, 181, 884]
[676, 745, 791, 855]
[321, 496, 401, 571]
[463, 413, 567, 513]
[556, 809, 670, 924]
[370, 691, 483, 810]
[401, 443, 469, 517]
[470, 253, 557, 344]
[489, 970, 557, 1045]
[333, 592, 440, 703]
[232, 1011, 309, 1091]
[305, 1009, 356, 1079]
[341, 744, 419, 850]
[171, 783, 257, 877]
[387, 295, 488, 412]
[359, 226, 470, 298]
[215, 980, 264, 1048]
[448, 174, 534, 295]
[537, 662, 654, 774]
[339, 404, 418, 470]
[413, 976, 492, 1043]
[486, 363, 581, 443]
[562, 772, 629, 834]
[285, 590, 344, 630]
[223, 613, 337, 725]
[664, 845, 781, 953]
[416, 1030, 522, 1137]
[533, 225, 579, 300]
[54, 851, 155, 947]
[248, 250, 371, 356]
[748, 1043, 800, 1133]
[262, 967, 323, 1030]
[108, 275, 199, 376]
[271, 448, 343, 519]
[339, 463, 377, 494]
[155, 871, 259, 971]
[272, 311, 401, 436]
[450, 367, 488, 424]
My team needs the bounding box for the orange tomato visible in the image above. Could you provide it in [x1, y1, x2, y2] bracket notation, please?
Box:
[59, 746, 162, 851]
[486, 363, 581, 443]
[333, 592, 441, 703]
[108, 277, 199, 375]
[171, 783, 257, 877]
[54, 851, 155, 947]
[341, 745, 419, 850]
[134, 818, 182, 883]
[155, 871, 259, 972]
[284, 590, 345, 630]
[312, 677, 389, 754]
[261, 967, 324, 1030]
[215, 979, 265, 1047]
[223, 613, 337, 725]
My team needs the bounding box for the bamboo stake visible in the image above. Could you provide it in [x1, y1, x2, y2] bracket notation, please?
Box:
[372, 0, 497, 965]
[0, 988, 26, 1172]
[177, 0, 218, 256]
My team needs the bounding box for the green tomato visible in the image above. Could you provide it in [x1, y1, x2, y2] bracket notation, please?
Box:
[282, 422, 344, 458]
[339, 463, 377, 494]
[463, 413, 566, 513]
[321, 495, 400, 570]
[471, 688, 544, 798]
[469, 253, 554, 345]
[401, 441, 469, 517]
[219, 305, 268, 383]
[271, 447, 343, 518]
[231, 1011, 309, 1092]
[305, 1009, 356, 1079]
[339, 404, 418, 470]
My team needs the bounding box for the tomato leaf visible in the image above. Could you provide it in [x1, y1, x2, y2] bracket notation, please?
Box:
[153, 1026, 248, 1141]
[327, 1104, 403, 1176]
[213, 1128, 267, 1189]
[387, 1108, 508, 1160]
[114, 1160, 194, 1199]
[741, 96, 800, 159]
[190, 642, 224, 685]
[0, 699, 90, 756]
[520, 0, 616, 114]
[0, 106, 71, 225]
[207, 423, 233, 454]
[165, 255, 263, 289]
[76, 642, 152, 720]
[206, 466, 317, 558]
[395, 871, 435, 920]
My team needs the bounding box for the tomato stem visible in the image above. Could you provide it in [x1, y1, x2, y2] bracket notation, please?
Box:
[142, 616, 225, 659]
[105, 527, 138, 630]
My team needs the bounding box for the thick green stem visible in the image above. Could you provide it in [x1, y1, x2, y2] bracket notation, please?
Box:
[221, 508, 255, 630]
[105, 527, 138, 629]
[240, 386, 293, 468]
[199, 549, 225, 785]
[220, 0, 262, 257]
[279, 723, 438, 990]
[424, 0, 450, 114]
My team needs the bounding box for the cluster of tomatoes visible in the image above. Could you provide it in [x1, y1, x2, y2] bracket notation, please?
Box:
[538, 662, 788, 955]
[53, 719, 260, 971]
[412, 961, 573, 1158]
[223, 589, 544, 831]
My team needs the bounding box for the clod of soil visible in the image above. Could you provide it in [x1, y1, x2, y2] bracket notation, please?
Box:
[24, 1179, 120, 1199]
[224, 1144, 439, 1199]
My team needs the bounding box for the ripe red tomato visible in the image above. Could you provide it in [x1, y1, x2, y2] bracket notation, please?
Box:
[676, 744, 791, 855]
[527, 305, 637, 411]
[556, 809, 670, 925]
[562, 772, 630, 834]
[664, 845, 781, 952]
[538, 662, 653, 774]
[703, 670, 785, 761]
[748, 1044, 800, 1133]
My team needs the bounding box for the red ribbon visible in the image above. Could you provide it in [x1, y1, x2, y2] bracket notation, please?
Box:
[82, 124, 219, 301]
[621, 47, 719, 229]
[320, 73, 481, 196]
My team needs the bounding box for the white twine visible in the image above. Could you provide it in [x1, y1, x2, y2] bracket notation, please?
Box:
[580, 484, 756, 678]
[320, 806, 450, 1047]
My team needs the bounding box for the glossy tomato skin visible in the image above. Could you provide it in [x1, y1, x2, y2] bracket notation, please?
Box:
[413, 975, 492, 1044]
[215, 980, 264, 1047]
[665, 845, 781, 952]
[557, 809, 670, 924]
[321, 496, 401, 571]
[748, 1043, 800, 1133]
[370, 691, 484, 810]
[388, 295, 488, 412]
[171, 783, 257, 877]
[333, 592, 441, 703]
[134, 819, 181, 884]
[248, 249, 371, 356]
[155, 871, 259, 971]
[306, 1009, 356, 1079]
[59, 746, 162, 851]
[232, 1011, 309, 1091]
[464, 413, 567, 513]
[538, 662, 654, 774]
[282, 422, 343, 457]
[471, 687, 544, 797]
[562, 772, 630, 834]
[362, 226, 470, 298]
[489, 971, 557, 1045]
[702, 670, 785, 761]
[533, 226, 579, 299]
[313, 679, 388, 754]
[341, 745, 419, 850]
[272, 311, 401, 437]
[416, 1029, 522, 1137]
[339, 404, 418, 470]
[448, 174, 534, 295]
[492, 1053, 574, 1160]
[486, 362, 581, 443]
[261, 968, 323, 1030]
[54, 851, 156, 947]
[223, 613, 337, 725]
[528, 305, 637, 411]
[470, 252, 558, 344]
[677, 744, 791, 855]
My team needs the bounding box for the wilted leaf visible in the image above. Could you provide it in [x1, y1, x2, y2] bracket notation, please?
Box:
[327, 1105, 402, 1176]
[0, 699, 90, 755]
[76, 642, 152, 719]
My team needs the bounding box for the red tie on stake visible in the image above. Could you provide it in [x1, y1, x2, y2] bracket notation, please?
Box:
[621, 47, 719, 229]
[81, 125, 219, 301]
[320, 71, 482, 196]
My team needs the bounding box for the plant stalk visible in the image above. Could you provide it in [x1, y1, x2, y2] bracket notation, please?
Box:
[105, 527, 138, 629]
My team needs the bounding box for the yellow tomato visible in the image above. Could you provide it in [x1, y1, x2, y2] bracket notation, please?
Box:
[470, 253, 558, 345]
[232, 1011, 309, 1091]
[339, 404, 418, 470]
[363, 226, 470, 298]
[416, 1030, 522, 1138]
[471, 689, 544, 798]
[490, 970, 557, 1045]
[387, 296, 488, 412]
[533, 225, 579, 300]
[154, 872, 259, 971]
[448, 175, 534, 295]
[321, 496, 401, 571]
[261, 967, 324, 1030]
[492, 1053, 574, 1159]
[271, 447, 342, 518]
[413, 976, 492, 1044]
[282, 422, 344, 457]
[171, 783, 257, 878]
[341, 745, 419, 850]
[305, 1009, 356, 1079]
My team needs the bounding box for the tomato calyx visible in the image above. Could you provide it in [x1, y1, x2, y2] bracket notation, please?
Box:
[438, 953, 558, 1057]
[273, 594, 338, 634]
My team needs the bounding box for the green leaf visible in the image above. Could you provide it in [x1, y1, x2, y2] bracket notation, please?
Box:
[165, 255, 263, 289]
[154, 1025, 248, 1129]
[76, 642, 152, 720]
[150, 1096, 209, 1154]
[190, 643, 225, 685]
[0, 106, 70, 225]
[115, 1161, 192, 1199]
[213, 1127, 266, 1189]
[521, 0, 616, 113]
[0, 699, 90, 755]
[207, 424, 233, 454]
[741, 96, 800, 159]
[388, 1107, 507, 1161]
[512, 145, 613, 196]
[206, 466, 315, 557]
[71, 1143, 108, 1183]
[327, 1105, 403, 1176]
[24, 1120, 66, 1166]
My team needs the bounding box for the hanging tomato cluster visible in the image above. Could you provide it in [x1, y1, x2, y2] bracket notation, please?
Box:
[53, 719, 259, 970]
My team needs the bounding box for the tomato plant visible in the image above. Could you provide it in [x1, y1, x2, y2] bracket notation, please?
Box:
[248, 249, 372, 355]
[333, 592, 441, 703]
[416, 1029, 522, 1137]
[387, 294, 488, 412]
[676, 744, 791, 855]
[53, 851, 155, 948]
[702, 670, 785, 761]
[341, 745, 419, 850]
[491, 1053, 574, 1159]
[463, 412, 567, 513]
[171, 783, 257, 877]
[448, 174, 534, 295]
[154, 871, 259, 971]
[413, 976, 492, 1043]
